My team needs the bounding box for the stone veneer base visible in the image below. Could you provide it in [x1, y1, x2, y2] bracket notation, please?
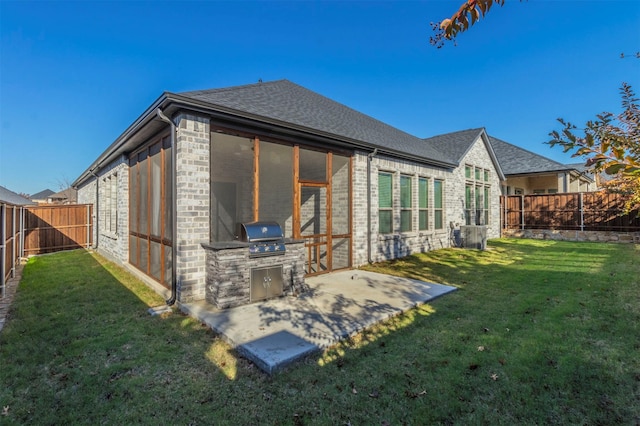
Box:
[203, 240, 308, 309]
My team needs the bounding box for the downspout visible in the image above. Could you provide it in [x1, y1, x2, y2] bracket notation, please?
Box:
[90, 170, 99, 249]
[156, 108, 178, 306]
[366, 148, 378, 263]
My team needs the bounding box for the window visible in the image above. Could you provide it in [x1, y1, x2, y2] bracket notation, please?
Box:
[102, 173, 118, 234]
[465, 184, 473, 225]
[533, 189, 546, 194]
[378, 172, 393, 234]
[400, 175, 412, 232]
[464, 165, 491, 225]
[434, 179, 443, 229]
[483, 187, 490, 225]
[418, 177, 428, 230]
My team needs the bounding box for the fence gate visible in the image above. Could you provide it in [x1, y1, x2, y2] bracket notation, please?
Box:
[24, 204, 93, 255]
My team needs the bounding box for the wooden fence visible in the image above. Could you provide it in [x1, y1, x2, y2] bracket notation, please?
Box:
[1, 203, 93, 297]
[1, 202, 25, 297]
[501, 193, 640, 231]
[23, 204, 93, 255]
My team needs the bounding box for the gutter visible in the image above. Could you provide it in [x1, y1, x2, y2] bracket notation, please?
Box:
[155, 108, 178, 306]
[366, 148, 378, 263]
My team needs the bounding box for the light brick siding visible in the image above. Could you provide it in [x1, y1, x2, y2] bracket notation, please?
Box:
[353, 151, 452, 265]
[174, 113, 210, 302]
[352, 137, 500, 265]
[455, 139, 501, 239]
[76, 155, 129, 263]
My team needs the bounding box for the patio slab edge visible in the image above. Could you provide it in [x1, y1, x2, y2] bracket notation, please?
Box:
[179, 280, 456, 375]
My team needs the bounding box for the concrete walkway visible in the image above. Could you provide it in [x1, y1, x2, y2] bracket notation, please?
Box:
[181, 270, 456, 374]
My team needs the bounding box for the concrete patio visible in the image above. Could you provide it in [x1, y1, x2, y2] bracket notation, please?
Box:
[180, 270, 456, 374]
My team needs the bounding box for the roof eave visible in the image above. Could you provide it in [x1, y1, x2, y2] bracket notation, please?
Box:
[166, 93, 457, 168]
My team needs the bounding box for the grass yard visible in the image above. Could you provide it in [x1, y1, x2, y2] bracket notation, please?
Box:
[0, 239, 638, 425]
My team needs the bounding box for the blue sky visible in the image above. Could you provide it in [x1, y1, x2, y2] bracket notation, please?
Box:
[1, 0, 639, 195]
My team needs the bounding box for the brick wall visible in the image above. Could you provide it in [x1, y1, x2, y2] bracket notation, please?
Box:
[175, 113, 210, 302]
[76, 155, 129, 262]
[352, 135, 501, 265]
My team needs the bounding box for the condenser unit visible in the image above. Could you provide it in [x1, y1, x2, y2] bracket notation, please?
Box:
[460, 225, 487, 250]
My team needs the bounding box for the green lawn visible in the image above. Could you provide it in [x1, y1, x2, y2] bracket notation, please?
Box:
[1, 239, 638, 425]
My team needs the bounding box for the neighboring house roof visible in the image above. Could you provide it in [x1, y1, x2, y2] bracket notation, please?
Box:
[0, 185, 36, 205]
[488, 136, 576, 175]
[49, 188, 78, 203]
[30, 189, 55, 200]
[565, 162, 610, 183]
[179, 80, 456, 167]
[422, 128, 506, 180]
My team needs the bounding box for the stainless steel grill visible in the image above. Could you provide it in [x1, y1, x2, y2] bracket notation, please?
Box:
[239, 221, 286, 257]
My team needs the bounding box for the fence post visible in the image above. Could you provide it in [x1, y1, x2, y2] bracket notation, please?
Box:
[520, 195, 525, 230]
[86, 204, 91, 249]
[11, 205, 16, 278]
[19, 207, 25, 258]
[579, 192, 584, 232]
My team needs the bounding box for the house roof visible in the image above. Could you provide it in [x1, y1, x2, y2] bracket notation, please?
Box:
[0, 185, 36, 205]
[422, 128, 505, 180]
[179, 80, 456, 167]
[488, 136, 575, 175]
[49, 187, 78, 202]
[30, 189, 55, 200]
[422, 128, 486, 163]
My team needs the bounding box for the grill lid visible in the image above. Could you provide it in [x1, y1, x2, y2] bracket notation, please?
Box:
[240, 221, 284, 242]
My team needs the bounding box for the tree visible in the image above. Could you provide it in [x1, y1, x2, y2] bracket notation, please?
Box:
[430, 0, 506, 48]
[548, 83, 640, 213]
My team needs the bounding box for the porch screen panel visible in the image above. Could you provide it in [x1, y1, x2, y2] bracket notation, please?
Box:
[331, 154, 350, 235]
[259, 141, 293, 237]
[300, 186, 327, 236]
[163, 139, 172, 241]
[129, 134, 172, 288]
[299, 148, 326, 182]
[150, 143, 162, 237]
[331, 237, 350, 270]
[139, 152, 149, 235]
[210, 133, 254, 242]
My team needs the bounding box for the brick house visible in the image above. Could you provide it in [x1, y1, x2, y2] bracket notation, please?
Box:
[73, 80, 504, 307]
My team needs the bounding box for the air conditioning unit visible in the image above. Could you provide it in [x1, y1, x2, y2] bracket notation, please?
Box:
[460, 225, 487, 250]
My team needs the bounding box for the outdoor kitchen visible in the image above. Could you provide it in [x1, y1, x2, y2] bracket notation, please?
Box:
[202, 221, 308, 309]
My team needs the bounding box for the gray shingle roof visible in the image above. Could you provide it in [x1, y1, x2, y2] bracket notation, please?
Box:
[422, 128, 485, 163]
[0, 185, 36, 205]
[30, 189, 55, 200]
[488, 136, 572, 175]
[179, 80, 455, 166]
